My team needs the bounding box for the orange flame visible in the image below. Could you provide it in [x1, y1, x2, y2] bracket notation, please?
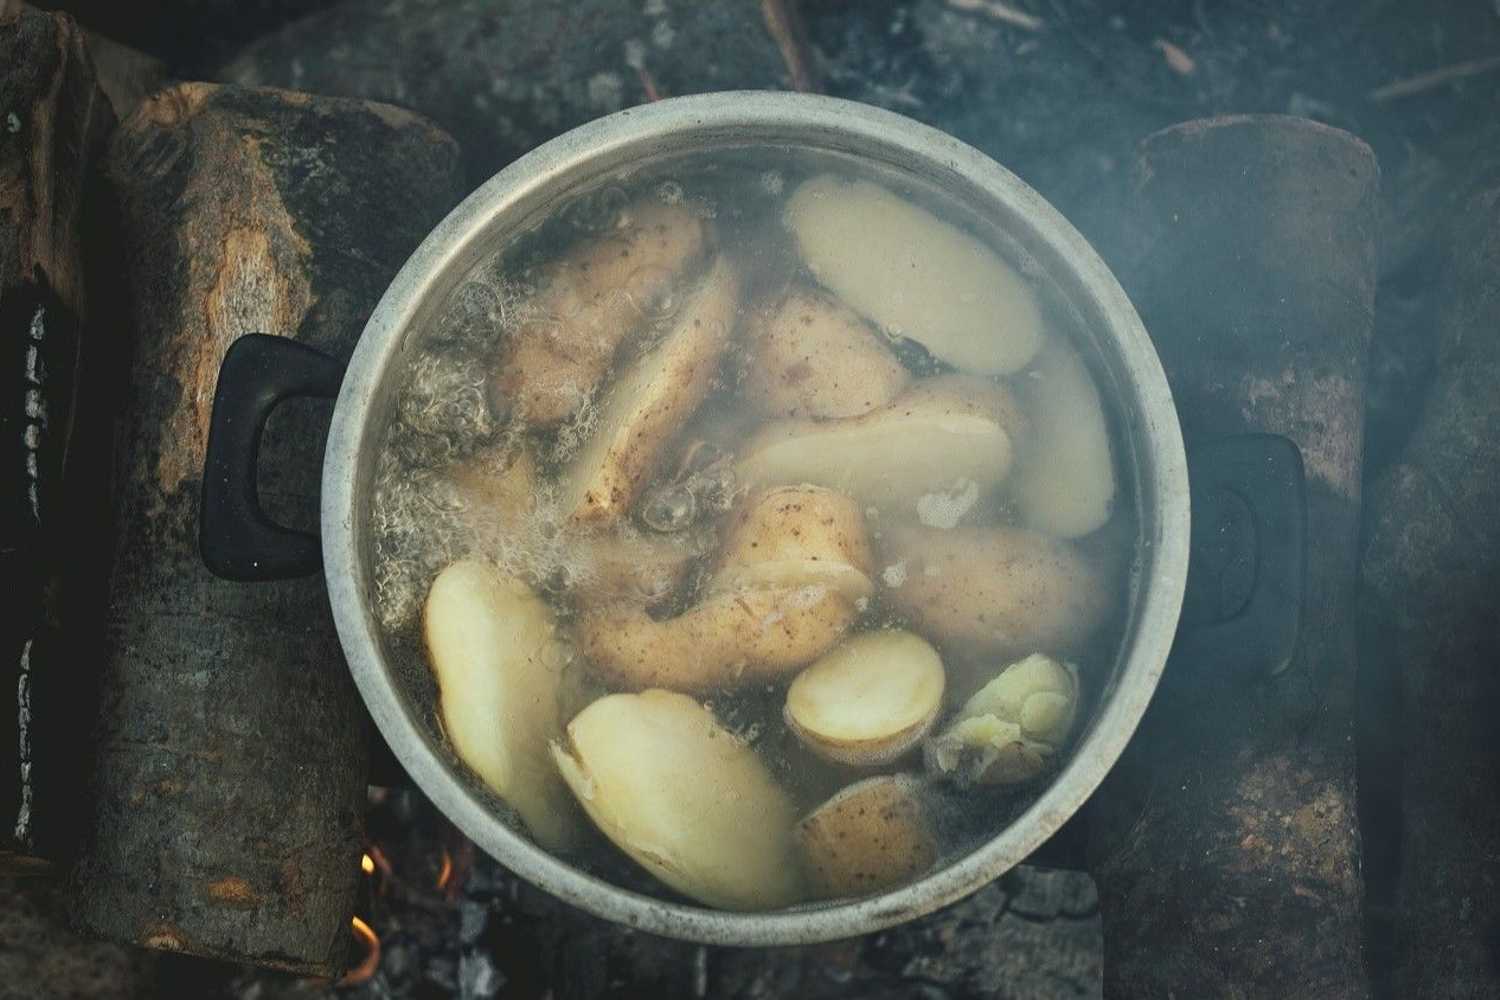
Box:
[435, 849, 454, 891]
[360, 853, 375, 876]
[340, 916, 380, 986]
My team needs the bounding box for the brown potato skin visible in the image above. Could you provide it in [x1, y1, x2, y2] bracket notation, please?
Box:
[739, 286, 910, 419]
[880, 523, 1111, 658]
[489, 199, 709, 426]
[717, 484, 875, 579]
[795, 775, 938, 899]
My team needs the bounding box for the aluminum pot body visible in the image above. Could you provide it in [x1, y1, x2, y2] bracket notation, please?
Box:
[320, 92, 1190, 945]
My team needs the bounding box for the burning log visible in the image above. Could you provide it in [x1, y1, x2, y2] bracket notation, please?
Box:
[0, 4, 115, 873]
[1360, 184, 1500, 998]
[1088, 115, 1377, 998]
[66, 83, 464, 976]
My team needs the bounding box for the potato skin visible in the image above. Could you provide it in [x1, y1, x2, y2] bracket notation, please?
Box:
[879, 523, 1111, 658]
[490, 199, 709, 426]
[795, 775, 938, 899]
[739, 286, 910, 419]
[714, 484, 875, 591]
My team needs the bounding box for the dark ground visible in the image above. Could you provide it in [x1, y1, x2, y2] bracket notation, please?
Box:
[10, 0, 1500, 997]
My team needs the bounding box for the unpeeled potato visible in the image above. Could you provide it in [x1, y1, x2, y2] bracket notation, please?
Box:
[785, 630, 946, 766]
[490, 199, 710, 426]
[739, 285, 910, 419]
[558, 255, 740, 527]
[879, 523, 1110, 659]
[576, 485, 873, 692]
[785, 174, 1044, 375]
[1012, 336, 1117, 538]
[794, 775, 938, 899]
[551, 690, 804, 910]
[424, 560, 577, 851]
[735, 375, 1026, 516]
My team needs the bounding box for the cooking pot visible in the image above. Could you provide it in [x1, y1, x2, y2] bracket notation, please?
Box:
[197, 92, 1305, 945]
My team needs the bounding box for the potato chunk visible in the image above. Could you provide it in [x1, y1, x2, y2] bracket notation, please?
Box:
[1012, 336, 1117, 538]
[785, 174, 1043, 375]
[795, 775, 938, 899]
[739, 286, 910, 419]
[559, 255, 740, 527]
[785, 630, 946, 766]
[551, 690, 804, 910]
[423, 560, 577, 851]
[880, 523, 1110, 658]
[490, 199, 709, 425]
[735, 375, 1025, 516]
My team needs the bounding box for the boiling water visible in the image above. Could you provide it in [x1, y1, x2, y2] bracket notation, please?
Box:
[367, 145, 1136, 910]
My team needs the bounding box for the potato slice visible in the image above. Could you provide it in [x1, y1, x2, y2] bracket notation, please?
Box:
[785, 174, 1043, 375]
[785, 630, 946, 765]
[795, 775, 938, 899]
[880, 523, 1110, 658]
[490, 199, 710, 425]
[734, 375, 1025, 516]
[423, 560, 577, 851]
[739, 285, 910, 419]
[551, 690, 804, 910]
[925, 654, 1079, 785]
[559, 255, 740, 527]
[577, 486, 872, 692]
[1012, 336, 1116, 538]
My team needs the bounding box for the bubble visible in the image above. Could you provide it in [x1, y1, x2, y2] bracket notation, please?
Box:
[760, 170, 785, 196]
[656, 180, 684, 205]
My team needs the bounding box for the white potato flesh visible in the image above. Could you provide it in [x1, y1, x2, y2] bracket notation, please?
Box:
[423, 560, 577, 851]
[785, 630, 946, 765]
[785, 174, 1043, 375]
[739, 286, 910, 419]
[551, 690, 804, 910]
[794, 775, 938, 899]
[559, 255, 740, 526]
[1012, 336, 1117, 538]
[734, 376, 1024, 516]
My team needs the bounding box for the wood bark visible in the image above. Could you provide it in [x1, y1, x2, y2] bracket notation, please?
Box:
[1086, 115, 1377, 999]
[66, 82, 463, 976]
[1361, 182, 1500, 999]
[0, 4, 115, 874]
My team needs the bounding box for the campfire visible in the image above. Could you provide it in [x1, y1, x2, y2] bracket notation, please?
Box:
[4, 1, 1500, 998]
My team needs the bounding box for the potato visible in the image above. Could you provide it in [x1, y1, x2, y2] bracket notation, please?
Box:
[576, 486, 873, 692]
[559, 255, 740, 527]
[880, 523, 1110, 658]
[785, 630, 946, 766]
[565, 524, 709, 605]
[794, 775, 938, 899]
[739, 285, 910, 419]
[490, 199, 710, 426]
[551, 690, 804, 910]
[423, 560, 577, 851]
[925, 654, 1079, 786]
[1012, 336, 1117, 538]
[734, 375, 1025, 517]
[785, 174, 1043, 375]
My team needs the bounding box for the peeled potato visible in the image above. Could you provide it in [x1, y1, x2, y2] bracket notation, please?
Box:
[577, 486, 872, 692]
[490, 199, 710, 425]
[880, 523, 1110, 658]
[1012, 336, 1116, 538]
[559, 255, 740, 527]
[785, 630, 946, 765]
[785, 174, 1043, 375]
[739, 285, 910, 419]
[424, 560, 577, 851]
[735, 375, 1026, 516]
[551, 690, 804, 910]
[795, 775, 938, 899]
[925, 654, 1079, 785]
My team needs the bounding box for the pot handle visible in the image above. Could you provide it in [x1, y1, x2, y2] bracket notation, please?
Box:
[200, 334, 345, 581]
[1173, 433, 1307, 676]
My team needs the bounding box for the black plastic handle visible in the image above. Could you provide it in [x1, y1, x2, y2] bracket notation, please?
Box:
[1172, 433, 1307, 677]
[200, 334, 345, 581]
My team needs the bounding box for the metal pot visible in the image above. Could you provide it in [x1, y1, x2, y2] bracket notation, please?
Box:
[198, 93, 1304, 945]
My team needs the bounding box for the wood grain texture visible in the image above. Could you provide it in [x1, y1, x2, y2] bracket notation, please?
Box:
[66, 82, 463, 975]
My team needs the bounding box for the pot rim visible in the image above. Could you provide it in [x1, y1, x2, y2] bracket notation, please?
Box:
[323, 91, 1189, 946]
